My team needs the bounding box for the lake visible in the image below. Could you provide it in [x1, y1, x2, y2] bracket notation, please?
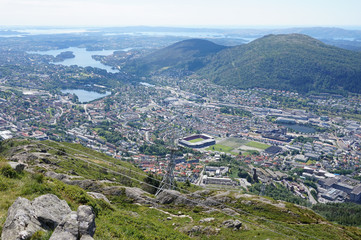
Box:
[28, 47, 125, 73]
[61, 89, 111, 103]
[280, 123, 316, 133]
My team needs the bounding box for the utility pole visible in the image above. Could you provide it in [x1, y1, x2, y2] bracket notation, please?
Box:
[155, 146, 177, 196]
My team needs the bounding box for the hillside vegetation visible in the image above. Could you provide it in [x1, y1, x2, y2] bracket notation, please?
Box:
[125, 39, 227, 74]
[127, 34, 361, 94]
[1, 139, 361, 239]
[198, 34, 361, 93]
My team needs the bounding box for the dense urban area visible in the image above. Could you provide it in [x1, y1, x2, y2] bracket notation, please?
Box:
[2, 28, 361, 219]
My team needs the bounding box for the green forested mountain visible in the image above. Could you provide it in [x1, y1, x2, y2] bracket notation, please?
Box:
[126, 39, 227, 74]
[198, 34, 361, 93]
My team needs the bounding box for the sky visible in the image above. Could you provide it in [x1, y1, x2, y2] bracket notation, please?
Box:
[0, 0, 360, 28]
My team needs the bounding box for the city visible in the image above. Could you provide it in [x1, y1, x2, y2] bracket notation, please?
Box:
[1, 69, 361, 206]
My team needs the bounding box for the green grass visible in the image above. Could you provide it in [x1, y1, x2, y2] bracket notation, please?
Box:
[188, 138, 205, 143]
[0, 170, 190, 240]
[245, 141, 270, 150]
[206, 144, 234, 153]
[0, 139, 145, 189]
[218, 137, 248, 148]
[1, 139, 361, 239]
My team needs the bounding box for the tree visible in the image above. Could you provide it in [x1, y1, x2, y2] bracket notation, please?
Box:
[143, 173, 160, 194]
[185, 179, 191, 187]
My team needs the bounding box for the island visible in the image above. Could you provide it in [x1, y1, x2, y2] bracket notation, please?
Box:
[53, 51, 75, 62]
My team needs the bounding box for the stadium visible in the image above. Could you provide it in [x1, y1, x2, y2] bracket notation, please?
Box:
[178, 134, 216, 148]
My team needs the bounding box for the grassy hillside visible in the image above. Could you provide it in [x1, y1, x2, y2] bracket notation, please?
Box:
[1, 139, 361, 239]
[198, 34, 361, 94]
[0, 159, 190, 239]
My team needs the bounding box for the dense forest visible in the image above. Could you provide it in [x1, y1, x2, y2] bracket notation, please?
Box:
[198, 34, 361, 93]
[312, 202, 361, 226]
[125, 39, 227, 74]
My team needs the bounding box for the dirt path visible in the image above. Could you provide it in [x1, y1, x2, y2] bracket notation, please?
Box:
[150, 207, 193, 222]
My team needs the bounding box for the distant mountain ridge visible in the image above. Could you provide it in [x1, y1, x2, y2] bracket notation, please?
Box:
[127, 34, 361, 94]
[198, 34, 361, 93]
[125, 39, 227, 74]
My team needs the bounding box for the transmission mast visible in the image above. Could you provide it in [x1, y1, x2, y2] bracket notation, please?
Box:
[155, 137, 179, 196]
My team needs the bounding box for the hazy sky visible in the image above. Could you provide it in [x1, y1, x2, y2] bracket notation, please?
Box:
[1, 0, 360, 27]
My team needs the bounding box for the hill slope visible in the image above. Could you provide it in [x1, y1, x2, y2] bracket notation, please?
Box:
[198, 34, 361, 93]
[126, 39, 227, 74]
[1, 139, 361, 239]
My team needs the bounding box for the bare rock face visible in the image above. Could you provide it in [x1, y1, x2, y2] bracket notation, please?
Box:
[199, 217, 215, 223]
[1, 197, 42, 240]
[7, 161, 26, 172]
[50, 206, 96, 240]
[32, 194, 72, 229]
[123, 187, 156, 205]
[77, 205, 96, 237]
[1, 195, 96, 240]
[80, 235, 95, 240]
[222, 208, 240, 216]
[156, 190, 196, 206]
[87, 192, 110, 203]
[157, 190, 182, 204]
[50, 212, 78, 240]
[222, 219, 242, 230]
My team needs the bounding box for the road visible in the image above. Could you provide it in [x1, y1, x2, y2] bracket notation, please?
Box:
[301, 183, 317, 205]
[196, 167, 205, 186]
[83, 104, 92, 122]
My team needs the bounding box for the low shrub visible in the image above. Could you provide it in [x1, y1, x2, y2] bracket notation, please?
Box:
[0, 163, 17, 178]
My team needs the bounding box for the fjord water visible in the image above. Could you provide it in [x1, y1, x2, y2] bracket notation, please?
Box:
[61, 89, 111, 103]
[28, 47, 120, 73]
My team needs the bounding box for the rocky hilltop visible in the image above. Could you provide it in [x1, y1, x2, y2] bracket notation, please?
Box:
[2, 194, 95, 240]
[1, 139, 361, 239]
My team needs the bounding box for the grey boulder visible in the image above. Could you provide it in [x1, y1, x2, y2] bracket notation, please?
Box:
[1, 194, 96, 240]
[222, 219, 242, 230]
[32, 194, 72, 229]
[50, 212, 78, 240]
[1, 197, 41, 240]
[50, 205, 96, 240]
[77, 205, 96, 237]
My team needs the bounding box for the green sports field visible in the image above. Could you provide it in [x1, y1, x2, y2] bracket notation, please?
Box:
[188, 138, 205, 143]
[245, 141, 270, 150]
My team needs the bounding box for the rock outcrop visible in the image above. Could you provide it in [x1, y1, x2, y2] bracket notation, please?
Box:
[50, 212, 79, 240]
[1, 194, 95, 240]
[44, 172, 155, 205]
[1, 197, 42, 240]
[7, 161, 26, 172]
[32, 194, 72, 229]
[222, 219, 242, 230]
[199, 217, 215, 223]
[222, 208, 240, 216]
[87, 192, 110, 203]
[77, 205, 96, 237]
[50, 205, 96, 240]
[156, 190, 197, 206]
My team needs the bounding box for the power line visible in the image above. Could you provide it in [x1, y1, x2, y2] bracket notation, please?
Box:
[155, 146, 177, 196]
[34, 140, 297, 239]
[41, 140, 319, 240]
[36, 140, 321, 240]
